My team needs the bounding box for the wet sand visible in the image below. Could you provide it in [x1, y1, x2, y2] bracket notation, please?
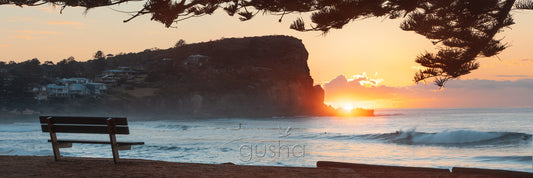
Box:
[1, 156, 531, 177]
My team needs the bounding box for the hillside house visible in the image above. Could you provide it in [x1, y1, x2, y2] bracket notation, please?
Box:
[95, 67, 142, 85]
[86, 83, 107, 95]
[184, 54, 209, 67]
[102, 68, 136, 79]
[46, 84, 68, 97]
[38, 78, 106, 99]
[59, 78, 89, 85]
[68, 83, 88, 96]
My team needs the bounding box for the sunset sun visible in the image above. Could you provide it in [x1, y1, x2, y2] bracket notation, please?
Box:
[341, 104, 354, 111]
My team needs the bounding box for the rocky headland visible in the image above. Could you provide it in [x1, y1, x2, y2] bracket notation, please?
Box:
[1, 36, 333, 119]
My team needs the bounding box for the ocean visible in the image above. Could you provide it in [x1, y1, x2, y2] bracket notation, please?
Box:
[1, 107, 532, 172]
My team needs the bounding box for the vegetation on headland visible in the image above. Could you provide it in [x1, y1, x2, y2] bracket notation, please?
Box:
[2, 36, 362, 118]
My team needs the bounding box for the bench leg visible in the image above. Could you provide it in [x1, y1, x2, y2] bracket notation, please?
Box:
[106, 118, 120, 164]
[109, 134, 120, 164]
[47, 118, 61, 161]
[50, 132, 61, 161]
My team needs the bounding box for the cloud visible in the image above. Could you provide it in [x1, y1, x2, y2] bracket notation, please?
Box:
[39, 7, 59, 13]
[504, 58, 533, 66]
[11, 35, 34, 40]
[521, 58, 533, 62]
[10, 31, 61, 40]
[324, 75, 395, 101]
[496, 75, 529, 78]
[47, 21, 84, 26]
[323, 75, 533, 108]
[7, 17, 31, 22]
[0, 44, 11, 48]
[417, 79, 533, 108]
[17, 30, 61, 35]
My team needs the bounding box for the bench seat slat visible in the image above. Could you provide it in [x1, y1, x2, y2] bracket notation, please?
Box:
[39, 116, 128, 125]
[41, 125, 130, 134]
[48, 139, 145, 145]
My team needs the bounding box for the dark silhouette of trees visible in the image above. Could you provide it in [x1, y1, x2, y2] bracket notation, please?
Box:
[85, 57, 108, 78]
[42, 61, 56, 80]
[175, 39, 186, 48]
[93, 50, 105, 59]
[2, 58, 45, 113]
[0, 61, 7, 108]
[56, 56, 83, 78]
[2, 0, 533, 86]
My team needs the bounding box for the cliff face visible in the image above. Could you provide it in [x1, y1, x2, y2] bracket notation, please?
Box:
[38, 36, 328, 118]
[122, 36, 327, 117]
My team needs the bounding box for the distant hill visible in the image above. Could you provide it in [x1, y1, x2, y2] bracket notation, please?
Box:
[0, 35, 332, 118]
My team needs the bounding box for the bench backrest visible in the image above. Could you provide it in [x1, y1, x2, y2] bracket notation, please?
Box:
[40, 116, 130, 134]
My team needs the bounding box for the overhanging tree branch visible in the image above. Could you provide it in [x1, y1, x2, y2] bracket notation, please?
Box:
[2, 0, 533, 87]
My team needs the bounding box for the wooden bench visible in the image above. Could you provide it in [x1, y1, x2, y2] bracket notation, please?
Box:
[39, 116, 144, 164]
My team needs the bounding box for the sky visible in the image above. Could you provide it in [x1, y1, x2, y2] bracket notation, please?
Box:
[1, 3, 533, 109]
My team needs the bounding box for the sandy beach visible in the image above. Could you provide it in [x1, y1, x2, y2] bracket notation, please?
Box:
[1, 156, 531, 177]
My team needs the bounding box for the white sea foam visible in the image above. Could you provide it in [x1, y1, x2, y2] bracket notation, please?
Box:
[397, 129, 515, 144]
[412, 130, 503, 144]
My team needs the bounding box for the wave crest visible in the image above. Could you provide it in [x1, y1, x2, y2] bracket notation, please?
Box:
[361, 129, 532, 146]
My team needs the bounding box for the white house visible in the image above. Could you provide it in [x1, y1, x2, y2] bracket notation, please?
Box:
[102, 69, 136, 79]
[59, 78, 89, 85]
[86, 83, 107, 95]
[46, 84, 68, 97]
[41, 78, 106, 99]
[68, 83, 88, 95]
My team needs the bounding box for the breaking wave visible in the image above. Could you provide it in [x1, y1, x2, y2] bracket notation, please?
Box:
[358, 129, 532, 146]
[474, 156, 533, 163]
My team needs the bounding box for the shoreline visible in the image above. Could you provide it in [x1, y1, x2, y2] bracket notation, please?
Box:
[1, 156, 531, 177]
